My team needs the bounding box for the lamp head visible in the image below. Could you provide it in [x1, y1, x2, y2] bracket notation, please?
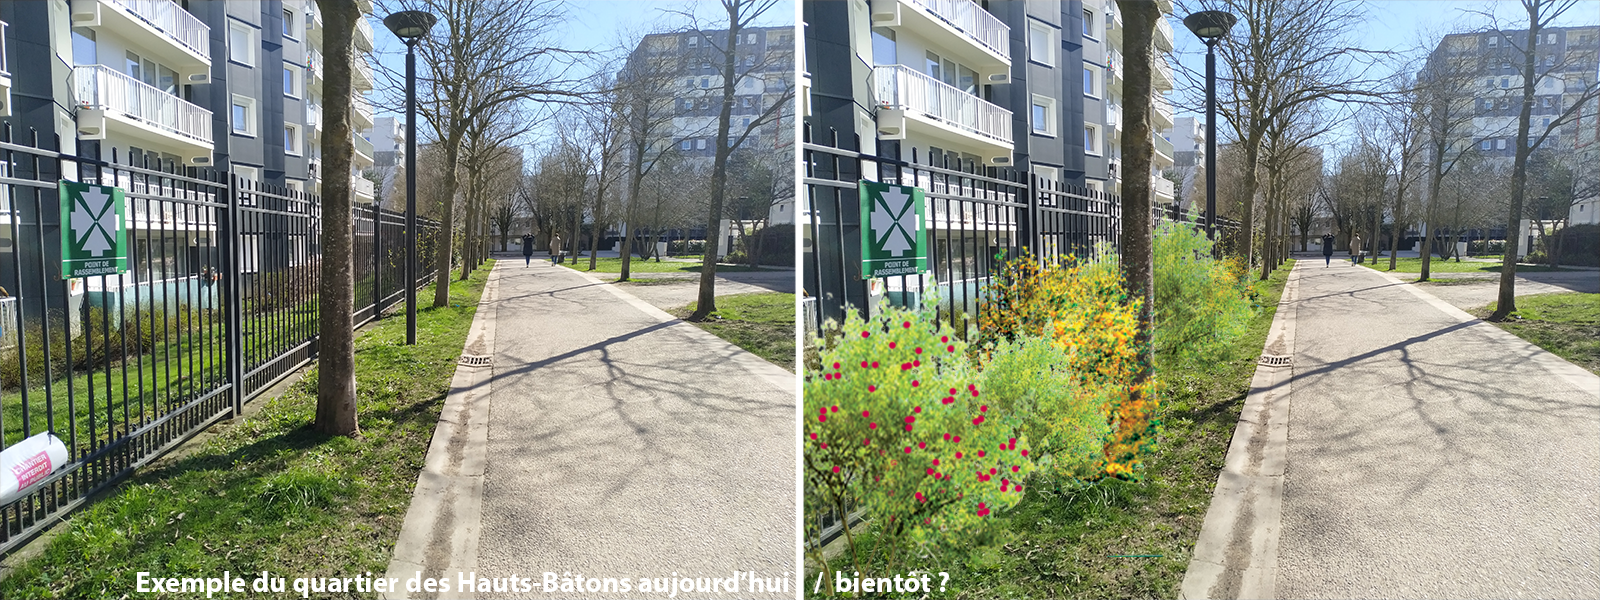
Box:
[383, 10, 437, 41]
[1183, 10, 1237, 41]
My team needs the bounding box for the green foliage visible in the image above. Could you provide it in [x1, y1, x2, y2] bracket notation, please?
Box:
[805, 301, 1036, 578]
[1150, 220, 1255, 371]
[977, 334, 1112, 481]
[0, 305, 215, 390]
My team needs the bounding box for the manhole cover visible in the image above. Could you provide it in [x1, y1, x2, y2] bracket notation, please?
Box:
[1258, 354, 1291, 368]
[458, 354, 491, 368]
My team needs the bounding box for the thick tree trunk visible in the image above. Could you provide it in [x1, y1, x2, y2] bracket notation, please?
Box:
[689, 15, 744, 321]
[313, 0, 360, 437]
[432, 137, 462, 307]
[1491, 16, 1540, 321]
[1117, 0, 1157, 451]
[460, 168, 480, 281]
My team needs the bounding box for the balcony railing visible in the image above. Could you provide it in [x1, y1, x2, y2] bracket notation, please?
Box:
[1154, 95, 1173, 124]
[354, 95, 374, 124]
[74, 64, 212, 145]
[905, 0, 1009, 60]
[1153, 174, 1175, 198]
[355, 17, 374, 50]
[1155, 17, 1174, 50]
[307, 102, 322, 129]
[1154, 133, 1174, 160]
[0, 22, 9, 76]
[874, 64, 1012, 145]
[354, 133, 374, 161]
[107, 0, 209, 59]
[353, 176, 374, 199]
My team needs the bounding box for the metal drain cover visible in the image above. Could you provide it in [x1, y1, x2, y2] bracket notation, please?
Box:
[458, 354, 492, 368]
[1258, 354, 1291, 368]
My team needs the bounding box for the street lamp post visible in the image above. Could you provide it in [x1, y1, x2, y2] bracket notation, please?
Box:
[384, 10, 436, 345]
[1183, 10, 1236, 242]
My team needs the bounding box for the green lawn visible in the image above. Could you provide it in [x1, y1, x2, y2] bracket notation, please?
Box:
[0, 263, 493, 599]
[1359, 257, 1568, 274]
[1476, 292, 1600, 375]
[878, 261, 1295, 599]
[672, 292, 795, 372]
[558, 257, 762, 274]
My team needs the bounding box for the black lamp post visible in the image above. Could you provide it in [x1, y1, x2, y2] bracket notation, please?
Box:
[1183, 10, 1236, 242]
[384, 10, 436, 345]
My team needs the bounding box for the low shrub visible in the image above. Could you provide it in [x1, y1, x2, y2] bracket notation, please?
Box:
[0, 305, 213, 390]
[1151, 220, 1255, 370]
[666, 240, 706, 255]
[805, 301, 1036, 577]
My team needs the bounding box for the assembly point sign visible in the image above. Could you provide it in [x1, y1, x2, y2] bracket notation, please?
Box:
[59, 180, 128, 279]
[859, 180, 927, 279]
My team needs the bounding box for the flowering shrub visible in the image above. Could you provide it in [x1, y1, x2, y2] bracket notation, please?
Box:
[976, 334, 1111, 481]
[804, 301, 1035, 577]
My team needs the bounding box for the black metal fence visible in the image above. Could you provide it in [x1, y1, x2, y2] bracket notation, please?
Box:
[802, 126, 1239, 339]
[0, 128, 442, 556]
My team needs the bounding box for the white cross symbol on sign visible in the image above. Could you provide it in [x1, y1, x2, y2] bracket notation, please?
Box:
[870, 187, 917, 257]
[70, 187, 119, 257]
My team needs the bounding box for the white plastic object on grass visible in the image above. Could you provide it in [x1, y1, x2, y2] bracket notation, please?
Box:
[0, 432, 69, 504]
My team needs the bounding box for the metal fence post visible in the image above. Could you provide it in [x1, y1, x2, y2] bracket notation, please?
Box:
[222, 171, 244, 417]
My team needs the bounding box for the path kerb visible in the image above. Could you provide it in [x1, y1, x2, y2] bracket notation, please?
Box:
[383, 264, 501, 600]
[1180, 261, 1300, 600]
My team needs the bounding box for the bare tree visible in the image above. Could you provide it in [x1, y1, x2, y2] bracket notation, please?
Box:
[380, 0, 585, 306]
[616, 25, 695, 280]
[313, 0, 361, 436]
[1483, 0, 1600, 320]
[677, 0, 795, 321]
[1180, 0, 1384, 269]
[1414, 26, 1493, 280]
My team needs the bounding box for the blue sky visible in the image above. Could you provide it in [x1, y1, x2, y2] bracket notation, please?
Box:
[1166, 0, 1600, 148]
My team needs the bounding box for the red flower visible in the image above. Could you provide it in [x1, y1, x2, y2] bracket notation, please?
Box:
[932, 458, 941, 466]
[864, 439, 871, 445]
[904, 416, 915, 424]
[832, 362, 840, 370]
[953, 436, 961, 443]
[980, 405, 988, 413]
[862, 410, 870, 417]
[820, 443, 828, 449]
[871, 361, 880, 368]
[904, 446, 913, 454]
[868, 385, 877, 392]
[819, 415, 827, 422]
[914, 406, 922, 413]
[947, 345, 955, 353]
[869, 422, 878, 429]
[889, 342, 897, 349]
[917, 442, 927, 449]
[941, 336, 949, 342]
[915, 347, 923, 355]
[831, 465, 840, 473]
[830, 406, 839, 412]
[913, 360, 921, 367]
[911, 380, 920, 387]
[903, 321, 912, 329]
[1021, 449, 1028, 457]
[861, 331, 870, 338]
[943, 433, 951, 441]
[955, 452, 963, 459]
[861, 361, 869, 368]
[809, 433, 818, 440]
[1012, 465, 1020, 473]
[978, 451, 986, 458]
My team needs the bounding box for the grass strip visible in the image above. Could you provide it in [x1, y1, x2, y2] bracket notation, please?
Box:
[1474, 292, 1600, 375]
[672, 292, 796, 372]
[879, 262, 1295, 599]
[1359, 257, 1568, 274]
[0, 263, 493, 599]
[558, 257, 763, 274]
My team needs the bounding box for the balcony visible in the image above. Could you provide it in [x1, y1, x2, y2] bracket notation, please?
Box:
[309, 48, 324, 90]
[73, 64, 213, 165]
[1153, 95, 1174, 129]
[307, 101, 322, 131]
[1153, 174, 1175, 200]
[353, 95, 374, 129]
[354, 133, 374, 168]
[872, 64, 1013, 165]
[871, 0, 1011, 84]
[1154, 133, 1174, 167]
[1109, 48, 1123, 89]
[1107, 102, 1122, 131]
[1155, 16, 1175, 52]
[356, 17, 375, 52]
[354, 176, 375, 202]
[353, 56, 374, 91]
[0, 22, 11, 118]
[306, 2, 322, 43]
[1154, 58, 1174, 90]
[72, 0, 211, 84]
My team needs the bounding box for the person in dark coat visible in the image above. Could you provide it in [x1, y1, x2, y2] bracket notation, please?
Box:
[521, 234, 535, 267]
[1322, 233, 1336, 267]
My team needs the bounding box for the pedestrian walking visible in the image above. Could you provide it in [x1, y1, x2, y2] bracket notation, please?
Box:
[1350, 233, 1364, 264]
[521, 234, 535, 267]
[549, 233, 564, 264]
[1322, 233, 1336, 267]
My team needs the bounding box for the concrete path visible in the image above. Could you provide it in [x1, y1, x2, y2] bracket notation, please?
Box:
[1275, 260, 1600, 597]
[388, 259, 797, 599]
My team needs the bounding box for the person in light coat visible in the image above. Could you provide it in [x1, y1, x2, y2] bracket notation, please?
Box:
[1350, 233, 1364, 264]
[549, 233, 564, 264]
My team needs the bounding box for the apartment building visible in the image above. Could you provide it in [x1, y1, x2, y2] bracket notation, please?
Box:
[1431, 25, 1599, 226]
[1164, 114, 1203, 208]
[803, 0, 1176, 196]
[629, 25, 796, 224]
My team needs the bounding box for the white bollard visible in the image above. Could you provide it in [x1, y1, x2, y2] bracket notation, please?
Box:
[0, 431, 70, 504]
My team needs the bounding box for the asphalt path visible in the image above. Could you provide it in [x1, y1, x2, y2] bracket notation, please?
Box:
[1276, 259, 1600, 598]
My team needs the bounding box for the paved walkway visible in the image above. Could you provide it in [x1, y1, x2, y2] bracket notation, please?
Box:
[1277, 260, 1600, 597]
[387, 259, 796, 599]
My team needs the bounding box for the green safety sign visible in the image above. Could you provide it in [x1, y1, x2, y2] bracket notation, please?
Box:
[859, 180, 927, 279]
[59, 180, 128, 279]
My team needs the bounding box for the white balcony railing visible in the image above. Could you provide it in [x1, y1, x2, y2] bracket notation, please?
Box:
[905, 0, 1009, 60]
[354, 95, 374, 125]
[1155, 17, 1175, 51]
[0, 21, 9, 76]
[353, 176, 374, 199]
[307, 102, 322, 130]
[73, 64, 212, 145]
[355, 17, 374, 50]
[873, 64, 1013, 145]
[1153, 174, 1175, 198]
[1154, 95, 1173, 124]
[106, 0, 209, 59]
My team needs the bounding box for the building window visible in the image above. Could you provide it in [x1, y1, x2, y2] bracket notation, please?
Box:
[872, 27, 897, 65]
[1543, 96, 1552, 107]
[688, 36, 698, 47]
[1496, 139, 1506, 150]
[1031, 94, 1055, 136]
[1085, 124, 1100, 155]
[686, 78, 694, 88]
[1083, 10, 1095, 38]
[1489, 36, 1498, 47]
[231, 95, 256, 136]
[72, 27, 96, 65]
[1481, 139, 1491, 150]
[1542, 117, 1550, 128]
[229, 22, 255, 66]
[680, 139, 691, 150]
[235, 164, 259, 184]
[1548, 33, 1556, 44]
[696, 139, 706, 150]
[1083, 65, 1100, 97]
[1501, 77, 1509, 87]
[284, 64, 302, 98]
[285, 124, 301, 155]
[1034, 165, 1059, 187]
[283, 9, 296, 38]
[748, 34, 756, 44]
[1029, 21, 1055, 66]
[701, 77, 709, 88]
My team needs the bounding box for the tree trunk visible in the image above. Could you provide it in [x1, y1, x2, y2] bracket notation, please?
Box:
[589, 166, 608, 272]
[313, 0, 360, 437]
[1117, 0, 1158, 468]
[1491, 14, 1540, 321]
[689, 12, 744, 322]
[1369, 203, 1381, 267]
[432, 138, 462, 307]
[460, 167, 481, 281]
